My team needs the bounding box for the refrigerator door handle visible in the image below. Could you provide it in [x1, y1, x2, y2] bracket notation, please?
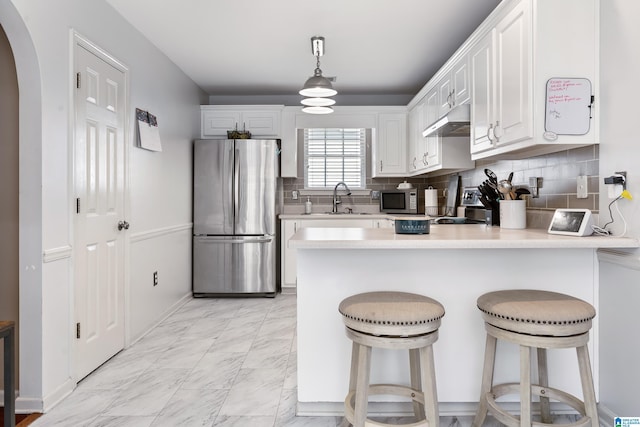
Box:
[234, 147, 240, 222]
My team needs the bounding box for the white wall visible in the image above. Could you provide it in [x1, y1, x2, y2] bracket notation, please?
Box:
[598, 0, 640, 418]
[2, 0, 207, 411]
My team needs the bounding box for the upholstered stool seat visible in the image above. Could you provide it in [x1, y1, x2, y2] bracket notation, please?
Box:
[339, 291, 445, 427]
[473, 290, 599, 427]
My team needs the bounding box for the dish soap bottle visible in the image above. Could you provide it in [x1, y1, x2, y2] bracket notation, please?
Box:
[304, 196, 312, 214]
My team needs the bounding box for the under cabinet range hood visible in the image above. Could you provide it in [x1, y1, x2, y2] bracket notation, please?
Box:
[422, 104, 471, 138]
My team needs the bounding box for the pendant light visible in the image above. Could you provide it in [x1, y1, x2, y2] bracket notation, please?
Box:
[300, 36, 336, 114]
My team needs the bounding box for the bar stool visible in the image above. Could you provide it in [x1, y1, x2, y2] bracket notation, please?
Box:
[472, 290, 599, 427]
[339, 291, 445, 427]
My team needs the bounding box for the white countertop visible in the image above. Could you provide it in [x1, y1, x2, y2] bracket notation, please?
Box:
[279, 212, 391, 219]
[289, 225, 640, 250]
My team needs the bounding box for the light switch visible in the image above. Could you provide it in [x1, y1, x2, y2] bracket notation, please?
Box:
[577, 176, 588, 199]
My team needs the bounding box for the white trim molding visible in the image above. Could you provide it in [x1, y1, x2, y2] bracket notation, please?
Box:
[130, 223, 193, 244]
[42, 245, 73, 263]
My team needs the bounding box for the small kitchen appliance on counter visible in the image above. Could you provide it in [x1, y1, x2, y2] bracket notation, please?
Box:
[432, 187, 493, 225]
[380, 188, 419, 214]
[462, 187, 499, 225]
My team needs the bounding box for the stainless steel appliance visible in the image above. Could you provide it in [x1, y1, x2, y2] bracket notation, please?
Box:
[380, 189, 419, 214]
[193, 139, 279, 296]
[432, 187, 488, 224]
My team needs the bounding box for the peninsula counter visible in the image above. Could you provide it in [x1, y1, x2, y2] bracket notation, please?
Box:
[289, 225, 638, 416]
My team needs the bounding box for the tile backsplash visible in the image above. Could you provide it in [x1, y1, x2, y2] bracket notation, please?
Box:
[282, 145, 599, 225]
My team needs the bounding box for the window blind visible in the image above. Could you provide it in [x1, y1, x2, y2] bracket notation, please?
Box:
[304, 128, 366, 189]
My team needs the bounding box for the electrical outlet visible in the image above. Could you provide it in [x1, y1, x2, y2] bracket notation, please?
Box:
[153, 271, 158, 286]
[371, 190, 380, 200]
[608, 184, 623, 199]
[604, 171, 627, 199]
[292, 190, 298, 200]
[577, 176, 588, 199]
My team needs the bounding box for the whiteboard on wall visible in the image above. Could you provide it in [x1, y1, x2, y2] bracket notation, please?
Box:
[545, 78, 593, 135]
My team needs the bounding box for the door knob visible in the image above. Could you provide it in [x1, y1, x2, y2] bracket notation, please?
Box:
[117, 220, 130, 231]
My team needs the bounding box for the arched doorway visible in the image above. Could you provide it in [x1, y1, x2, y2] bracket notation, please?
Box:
[0, 2, 45, 411]
[0, 22, 19, 395]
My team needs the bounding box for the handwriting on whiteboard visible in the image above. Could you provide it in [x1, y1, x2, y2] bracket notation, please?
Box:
[545, 78, 592, 135]
[547, 79, 585, 107]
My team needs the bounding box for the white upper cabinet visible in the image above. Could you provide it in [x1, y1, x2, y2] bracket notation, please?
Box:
[407, 78, 473, 177]
[423, 88, 440, 168]
[437, 56, 470, 118]
[468, 0, 598, 160]
[408, 104, 423, 173]
[201, 105, 282, 138]
[373, 113, 408, 177]
[470, 29, 497, 154]
[470, 0, 531, 156]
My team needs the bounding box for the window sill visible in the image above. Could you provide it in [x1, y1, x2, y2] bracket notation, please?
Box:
[298, 189, 371, 196]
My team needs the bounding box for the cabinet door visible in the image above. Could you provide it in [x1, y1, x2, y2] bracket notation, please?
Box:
[424, 88, 440, 168]
[494, 1, 532, 146]
[438, 75, 453, 116]
[470, 30, 496, 154]
[281, 220, 299, 288]
[201, 111, 241, 137]
[242, 111, 280, 137]
[409, 103, 428, 173]
[452, 57, 470, 106]
[374, 113, 407, 176]
[408, 106, 420, 172]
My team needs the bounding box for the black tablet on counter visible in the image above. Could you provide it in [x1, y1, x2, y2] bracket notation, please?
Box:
[548, 209, 594, 236]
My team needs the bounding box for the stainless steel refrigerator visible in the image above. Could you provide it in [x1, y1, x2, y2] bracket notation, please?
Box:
[193, 139, 279, 296]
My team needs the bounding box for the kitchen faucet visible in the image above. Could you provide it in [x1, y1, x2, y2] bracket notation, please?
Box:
[332, 182, 352, 213]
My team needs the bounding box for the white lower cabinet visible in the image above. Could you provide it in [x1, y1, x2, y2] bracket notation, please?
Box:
[281, 218, 376, 290]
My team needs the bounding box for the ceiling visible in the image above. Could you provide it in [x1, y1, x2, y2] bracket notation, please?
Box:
[106, 0, 501, 105]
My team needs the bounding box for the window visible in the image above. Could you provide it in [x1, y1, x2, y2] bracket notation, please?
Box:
[304, 128, 366, 189]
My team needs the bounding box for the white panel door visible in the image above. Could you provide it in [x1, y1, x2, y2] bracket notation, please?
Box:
[74, 43, 127, 380]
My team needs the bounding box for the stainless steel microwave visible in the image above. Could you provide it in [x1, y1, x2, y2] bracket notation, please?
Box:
[380, 189, 419, 214]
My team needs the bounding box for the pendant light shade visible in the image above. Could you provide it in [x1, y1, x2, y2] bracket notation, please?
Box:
[299, 74, 337, 97]
[300, 97, 336, 107]
[301, 105, 334, 114]
[300, 36, 337, 113]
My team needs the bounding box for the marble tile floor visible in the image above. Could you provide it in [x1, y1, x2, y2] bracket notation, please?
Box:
[33, 294, 349, 427]
[30, 294, 580, 427]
